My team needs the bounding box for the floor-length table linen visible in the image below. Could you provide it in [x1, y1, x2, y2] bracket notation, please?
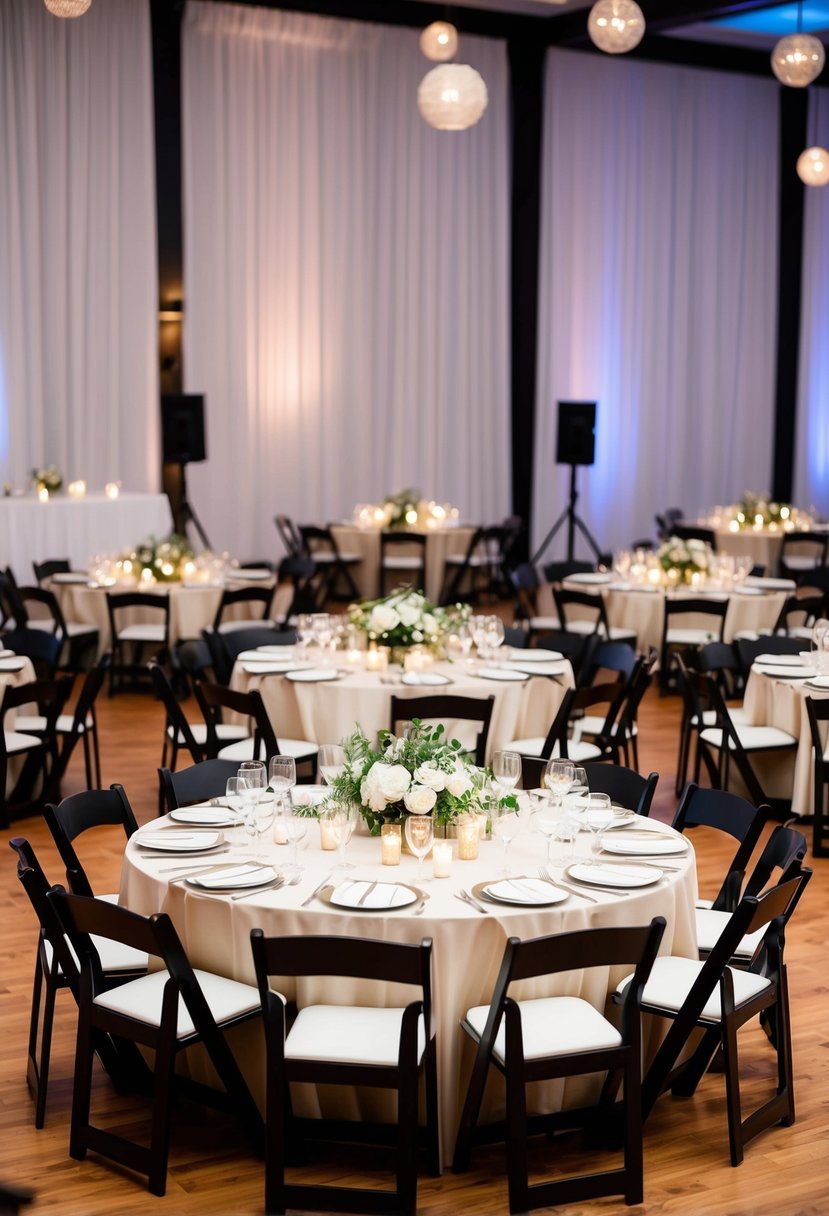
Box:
[741, 669, 826, 813]
[121, 822, 698, 1159]
[0, 493, 172, 582]
[330, 525, 477, 602]
[230, 657, 574, 760]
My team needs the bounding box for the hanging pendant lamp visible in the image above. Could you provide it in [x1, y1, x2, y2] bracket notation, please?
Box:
[44, 0, 92, 15]
[587, 0, 645, 55]
[420, 22, 459, 63]
[417, 64, 488, 131]
[771, 2, 824, 87]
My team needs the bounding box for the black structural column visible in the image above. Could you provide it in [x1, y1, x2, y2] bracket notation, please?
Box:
[508, 37, 546, 561]
[772, 86, 808, 504]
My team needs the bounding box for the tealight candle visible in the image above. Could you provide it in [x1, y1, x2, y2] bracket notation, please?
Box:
[432, 841, 452, 879]
[381, 823, 402, 866]
[319, 818, 338, 851]
[345, 648, 362, 667]
[366, 646, 388, 672]
[67, 480, 87, 499]
[457, 821, 479, 861]
[37, 486, 49, 502]
[105, 481, 120, 499]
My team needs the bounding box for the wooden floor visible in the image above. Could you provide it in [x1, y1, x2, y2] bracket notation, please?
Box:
[1, 678, 827, 1215]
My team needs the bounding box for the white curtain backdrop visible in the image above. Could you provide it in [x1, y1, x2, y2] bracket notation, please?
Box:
[533, 49, 780, 559]
[0, 0, 158, 493]
[181, 2, 510, 563]
[794, 89, 829, 518]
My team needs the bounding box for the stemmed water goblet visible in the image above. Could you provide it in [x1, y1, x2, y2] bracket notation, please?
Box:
[318, 743, 346, 787]
[544, 758, 575, 810]
[280, 803, 307, 879]
[320, 801, 358, 873]
[404, 813, 434, 884]
[584, 792, 612, 861]
[491, 750, 521, 797]
[269, 755, 296, 810]
[485, 616, 505, 659]
[225, 776, 248, 852]
[238, 761, 266, 857]
[490, 801, 521, 875]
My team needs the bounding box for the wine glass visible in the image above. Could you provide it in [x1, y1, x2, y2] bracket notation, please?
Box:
[544, 758, 575, 809]
[318, 743, 346, 787]
[225, 776, 248, 852]
[491, 750, 521, 796]
[320, 802, 357, 873]
[490, 801, 521, 874]
[485, 616, 505, 657]
[279, 803, 307, 879]
[584, 792, 612, 860]
[404, 814, 434, 883]
[296, 613, 315, 650]
[469, 614, 490, 659]
[238, 762, 266, 856]
[269, 755, 296, 810]
[531, 791, 559, 862]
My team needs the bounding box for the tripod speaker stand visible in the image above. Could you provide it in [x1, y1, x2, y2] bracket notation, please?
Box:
[532, 401, 603, 565]
[160, 394, 213, 552]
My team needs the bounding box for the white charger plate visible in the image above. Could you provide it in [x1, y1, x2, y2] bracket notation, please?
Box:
[329, 881, 417, 910]
[169, 807, 240, 827]
[401, 672, 451, 686]
[510, 648, 562, 661]
[477, 877, 568, 907]
[753, 663, 817, 679]
[286, 668, 341, 683]
[0, 657, 27, 672]
[754, 653, 805, 667]
[804, 675, 829, 690]
[477, 666, 529, 682]
[564, 572, 612, 585]
[566, 862, 662, 888]
[601, 835, 689, 857]
[230, 568, 272, 581]
[507, 661, 569, 677]
[136, 830, 224, 852]
[187, 864, 278, 891]
[242, 662, 304, 675]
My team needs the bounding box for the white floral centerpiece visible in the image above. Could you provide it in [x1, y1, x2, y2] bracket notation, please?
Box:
[31, 465, 62, 494]
[724, 493, 812, 532]
[310, 721, 516, 835]
[657, 535, 713, 583]
[122, 532, 195, 583]
[348, 588, 469, 657]
[353, 487, 460, 530]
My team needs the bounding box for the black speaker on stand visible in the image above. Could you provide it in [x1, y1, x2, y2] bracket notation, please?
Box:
[532, 401, 604, 565]
[160, 394, 212, 551]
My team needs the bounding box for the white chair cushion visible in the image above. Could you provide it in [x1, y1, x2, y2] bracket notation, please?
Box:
[503, 737, 601, 762]
[529, 616, 561, 632]
[3, 730, 44, 754]
[382, 557, 424, 570]
[45, 935, 148, 976]
[579, 714, 637, 739]
[608, 626, 638, 642]
[65, 621, 98, 637]
[666, 627, 721, 645]
[695, 908, 766, 959]
[218, 736, 318, 762]
[616, 956, 771, 1022]
[217, 618, 276, 634]
[28, 619, 57, 634]
[167, 722, 248, 746]
[286, 1005, 425, 1067]
[116, 623, 166, 644]
[699, 724, 797, 752]
[465, 996, 621, 1065]
[562, 619, 598, 636]
[504, 736, 544, 756]
[94, 967, 261, 1039]
[16, 713, 93, 734]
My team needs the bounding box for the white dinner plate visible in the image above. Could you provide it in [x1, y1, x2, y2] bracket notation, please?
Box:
[187, 864, 278, 891]
[169, 807, 240, 827]
[601, 835, 689, 857]
[509, 648, 562, 661]
[506, 661, 569, 677]
[477, 877, 568, 907]
[476, 666, 529, 682]
[136, 830, 224, 852]
[745, 577, 796, 591]
[236, 649, 299, 663]
[291, 785, 329, 807]
[753, 663, 817, 679]
[733, 586, 764, 596]
[49, 571, 90, 584]
[564, 572, 612, 585]
[804, 676, 829, 690]
[329, 881, 417, 910]
[229, 568, 272, 581]
[401, 672, 451, 686]
[286, 668, 341, 683]
[754, 653, 804, 667]
[0, 657, 27, 672]
[242, 662, 304, 676]
[566, 862, 663, 889]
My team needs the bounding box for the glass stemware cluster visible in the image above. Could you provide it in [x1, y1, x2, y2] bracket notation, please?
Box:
[468, 614, 506, 662]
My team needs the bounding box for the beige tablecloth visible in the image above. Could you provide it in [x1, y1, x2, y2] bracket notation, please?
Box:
[539, 579, 786, 652]
[330, 525, 477, 602]
[742, 668, 828, 814]
[121, 818, 698, 1158]
[52, 576, 283, 656]
[231, 654, 575, 760]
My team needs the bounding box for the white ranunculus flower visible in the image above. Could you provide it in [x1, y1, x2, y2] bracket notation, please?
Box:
[360, 764, 389, 813]
[375, 762, 411, 803]
[369, 603, 400, 633]
[414, 763, 447, 791]
[397, 601, 421, 627]
[445, 767, 473, 798]
[404, 784, 438, 814]
[421, 613, 437, 635]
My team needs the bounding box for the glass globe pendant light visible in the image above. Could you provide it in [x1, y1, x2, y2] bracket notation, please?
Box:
[44, 0, 92, 15]
[797, 145, 829, 186]
[417, 64, 488, 131]
[771, 2, 825, 87]
[587, 0, 645, 55]
[420, 22, 459, 63]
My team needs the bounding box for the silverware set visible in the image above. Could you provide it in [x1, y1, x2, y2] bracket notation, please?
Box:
[537, 866, 601, 902]
[454, 889, 489, 914]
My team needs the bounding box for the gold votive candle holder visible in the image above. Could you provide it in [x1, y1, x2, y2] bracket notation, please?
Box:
[457, 820, 480, 861]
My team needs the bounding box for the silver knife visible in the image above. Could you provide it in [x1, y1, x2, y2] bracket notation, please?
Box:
[301, 871, 335, 907]
[457, 889, 489, 914]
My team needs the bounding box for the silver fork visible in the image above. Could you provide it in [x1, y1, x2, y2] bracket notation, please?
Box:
[537, 866, 600, 904]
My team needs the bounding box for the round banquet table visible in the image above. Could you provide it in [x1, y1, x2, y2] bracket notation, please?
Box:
[741, 665, 829, 814]
[230, 651, 575, 760]
[537, 575, 789, 653]
[49, 573, 285, 656]
[121, 814, 698, 1160]
[329, 525, 477, 602]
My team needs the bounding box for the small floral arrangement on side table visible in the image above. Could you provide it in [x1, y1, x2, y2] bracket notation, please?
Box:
[727, 493, 810, 532]
[348, 588, 470, 655]
[657, 535, 713, 584]
[124, 532, 195, 583]
[31, 465, 63, 494]
[309, 721, 517, 835]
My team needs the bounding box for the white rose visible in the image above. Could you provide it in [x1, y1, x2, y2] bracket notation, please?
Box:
[375, 762, 411, 803]
[414, 763, 447, 791]
[369, 604, 400, 633]
[397, 601, 420, 627]
[445, 768, 473, 798]
[421, 613, 437, 635]
[360, 765, 389, 813]
[404, 785, 438, 814]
